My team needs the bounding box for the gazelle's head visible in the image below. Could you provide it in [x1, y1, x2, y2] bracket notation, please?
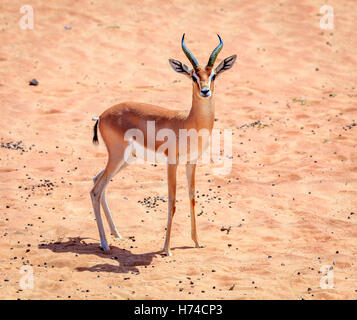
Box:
[169, 34, 237, 99]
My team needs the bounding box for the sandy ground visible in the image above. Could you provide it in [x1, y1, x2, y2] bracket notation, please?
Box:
[0, 0, 356, 300]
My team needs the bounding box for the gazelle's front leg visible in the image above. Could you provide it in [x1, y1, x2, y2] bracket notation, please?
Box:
[186, 163, 200, 248]
[163, 163, 177, 256]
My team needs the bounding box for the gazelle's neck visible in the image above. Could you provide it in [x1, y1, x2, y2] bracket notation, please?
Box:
[186, 91, 215, 131]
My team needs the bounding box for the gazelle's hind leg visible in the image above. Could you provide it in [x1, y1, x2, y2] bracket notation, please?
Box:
[90, 145, 129, 251]
[93, 169, 122, 238]
[101, 186, 121, 238]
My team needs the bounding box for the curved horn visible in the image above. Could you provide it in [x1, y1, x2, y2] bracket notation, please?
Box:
[207, 34, 223, 67]
[181, 33, 199, 69]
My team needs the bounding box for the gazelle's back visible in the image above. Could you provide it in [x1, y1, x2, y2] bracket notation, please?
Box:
[100, 102, 187, 123]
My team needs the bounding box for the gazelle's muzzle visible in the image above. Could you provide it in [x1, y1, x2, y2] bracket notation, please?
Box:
[200, 87, 211, 98]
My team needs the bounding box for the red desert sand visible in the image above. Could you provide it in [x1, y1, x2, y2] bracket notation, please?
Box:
[0, 0, 356, 299]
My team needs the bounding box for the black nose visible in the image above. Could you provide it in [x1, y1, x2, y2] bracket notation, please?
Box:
[201, 88, 210, 95]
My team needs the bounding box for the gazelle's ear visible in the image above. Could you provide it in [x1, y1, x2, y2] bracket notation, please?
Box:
[169, 59, 192, 77]
[215, 55, 237, 76]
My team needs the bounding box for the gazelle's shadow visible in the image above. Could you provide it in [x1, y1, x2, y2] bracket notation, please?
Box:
[38, 237, 161, 274]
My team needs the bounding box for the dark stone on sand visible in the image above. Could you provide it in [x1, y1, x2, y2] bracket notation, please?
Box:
[29, 79, 38, 86]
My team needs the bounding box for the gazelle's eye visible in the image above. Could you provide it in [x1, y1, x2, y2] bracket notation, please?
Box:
[212, 74, 216, 81]
[192, 75, 197, 83]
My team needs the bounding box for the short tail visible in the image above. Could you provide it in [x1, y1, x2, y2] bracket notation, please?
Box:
[92, 118, 99, 145]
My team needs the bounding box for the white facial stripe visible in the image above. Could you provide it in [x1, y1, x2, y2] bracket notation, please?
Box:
[192, 72, 201, 90]
[208, 72, 216, 88]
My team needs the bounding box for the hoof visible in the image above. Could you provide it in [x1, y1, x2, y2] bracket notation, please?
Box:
[193, 241, 201, 248]
[111, 230, 122, 239]
[162, 248, 172, 257]
[100, 243, 110, 252]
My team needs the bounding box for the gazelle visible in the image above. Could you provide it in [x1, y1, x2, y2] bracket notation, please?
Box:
[90, 34, 236, 256]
